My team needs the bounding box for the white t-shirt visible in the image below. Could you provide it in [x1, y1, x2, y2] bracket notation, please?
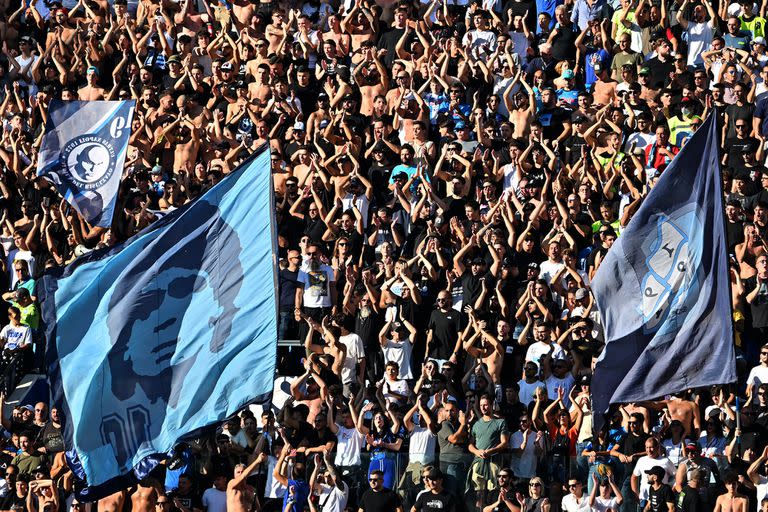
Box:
[756, 475, 767, 512]
[510, 430, 539, 479]
[686, 22, 714, 66]
[562, 493, 591, 512]
[518, 379, 546, 406]
[297, 264, 335, 308]
[538, 260, 565, 285]
[334, 425, 365, 466]
[341, 193, 370, 229]
[409, 425, 437, 464]
[546, 374, 576, 409]
[382, 378, 410, 404]
[526, 342, 565, 364]
[382, 338, 413, 379]
[662, 439, 684, 467]
[632, 455, 676, 500]
[338, 333, 364, 385]
[747, 364, 768, 388]
[265, 456, 286, 499]
[591, 496, 619, 512]
[201, 488, 226, 512]
[314, 482, 348, 512]
[0, 323, 31, 351]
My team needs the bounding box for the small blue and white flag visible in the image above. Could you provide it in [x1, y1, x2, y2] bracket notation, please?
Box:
[37, 100, 135, 228]
[591, 113, 736, 430]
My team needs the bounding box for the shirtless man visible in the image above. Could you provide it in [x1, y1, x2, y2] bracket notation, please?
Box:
[247, 64, 272, 105]
[354, 48, 388, 117]
[97, 490, 126, 512]
[341, 1, 377, 56]
[736, 225, 765, 279]
[645, 393, 701, 438]
[227, 452, 267, 512]
[171, 116, 201, 173]
[714, 474, 747, 512]
[231, 0, 257, 31]
[323, 15, 351, 58]
[131, 478, 163, 512]
[464, 314, 506, 384]
[265, 9, 287, 54]
[506, 84, 536, 139]
[78, 66, 106, 100]
[592, 66, 617, 107]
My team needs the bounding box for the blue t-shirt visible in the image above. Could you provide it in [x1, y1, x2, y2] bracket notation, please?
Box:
[282, 479, 310, 512]
[556, 88, 581, 108]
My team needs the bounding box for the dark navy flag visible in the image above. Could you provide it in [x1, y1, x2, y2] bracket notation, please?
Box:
[40, 146, 277, 497]
[590, 114, 735, 429]
[37, 100, 135, 227]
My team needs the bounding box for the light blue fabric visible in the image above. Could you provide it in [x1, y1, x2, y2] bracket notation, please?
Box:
[41, 147, 277, 488]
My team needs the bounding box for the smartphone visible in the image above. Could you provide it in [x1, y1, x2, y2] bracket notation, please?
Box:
[42, 197, 50, 207]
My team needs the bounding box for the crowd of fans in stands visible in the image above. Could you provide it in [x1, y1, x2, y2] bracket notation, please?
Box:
[0, 0, 767, 509]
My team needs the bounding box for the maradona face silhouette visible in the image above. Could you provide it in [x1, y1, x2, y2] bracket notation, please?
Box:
[72, 144, 110, 182]
[106, 201, 244, 408]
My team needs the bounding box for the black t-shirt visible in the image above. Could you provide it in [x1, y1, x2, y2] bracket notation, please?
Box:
[359, 488, 402, 512]
[620, 432, 650, 460]
[538, 106, 570, 141]
[427, 309, 460, 360]
[486, 488, 517, 512]
[37, 422, 64, 454]
[725, 103, 755, 140]
[648, 483, 675, 512]
[414, 490, 457, 511]
[646, 56, 674, 89]
[726, 219, 744, 252]
[377, 27, 406, 68]
[744, 276, 768, 328]
[461, 270, 492, 307]
[550, 25, 577, 62]
[0, 493, 26, 511]
[170, 490, 203, 512]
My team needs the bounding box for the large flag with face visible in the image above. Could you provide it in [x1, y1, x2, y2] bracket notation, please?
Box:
[39, 146, 277, 497]
[590, 114, 735, 430]
[37, 100, 135, 228]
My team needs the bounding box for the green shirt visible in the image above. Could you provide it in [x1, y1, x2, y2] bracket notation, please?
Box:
[471, 417, 508, 452]
[13, 302, 40, 330]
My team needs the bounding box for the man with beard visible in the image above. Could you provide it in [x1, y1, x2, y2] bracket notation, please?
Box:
[295, 242, 336, 333]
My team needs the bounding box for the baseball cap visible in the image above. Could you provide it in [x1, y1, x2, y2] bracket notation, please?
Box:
[21, 404, 34, 413]
[573, 115, 588, 124]
[293, 121, 305, 131]
[753, 37, 767, 46]
[685, 440, 700, 451]
[220, 62, 233, 71]
[638, 67, 651, 76]
[562, 69, 575, 80]
[455, 121, 468, 130]
[471, 257, 486, 265]
[151, 165, 163, 175]
[575, 288, 588, 301]
[645, 466, 666, 478]
[167, 55, 180, 64]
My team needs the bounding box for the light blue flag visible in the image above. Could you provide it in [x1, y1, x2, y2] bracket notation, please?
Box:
[40, 146, 277, 493]
[37, 100, 135, 227]
[590, 114, 735, 430]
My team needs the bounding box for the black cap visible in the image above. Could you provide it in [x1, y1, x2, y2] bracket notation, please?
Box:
[645, 466, 666, 478]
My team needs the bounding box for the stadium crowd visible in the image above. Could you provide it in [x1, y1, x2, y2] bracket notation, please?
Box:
[0, 0, 767, 509]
